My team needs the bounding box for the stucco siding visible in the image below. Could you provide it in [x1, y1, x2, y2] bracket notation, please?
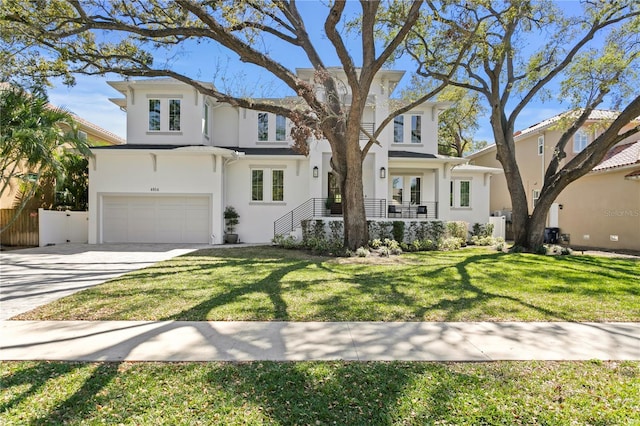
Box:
[555, 170, 640, 251]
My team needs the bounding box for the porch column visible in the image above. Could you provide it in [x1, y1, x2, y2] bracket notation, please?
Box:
[436, 163, 451, 221]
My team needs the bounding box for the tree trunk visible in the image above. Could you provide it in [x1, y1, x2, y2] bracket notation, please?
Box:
[340, 127, 369, 250]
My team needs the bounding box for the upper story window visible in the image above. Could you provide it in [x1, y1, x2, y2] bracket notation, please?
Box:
[169, 99, 181, 131]
[203, 103, 209, 137]
[532, 189, 540, 208]
[573, 130, 588, 153]
[257, 112, 288, 142]
[258, 113, 268, 141]
[411, 115, 421, 144]
[148, 98, 181, 132]
[393, 116, 404, 143]
[149, 99, 161, 131]
[78, 130, 87, 141]
[537, 135, 544, 156]
[276, 115, 286, 141]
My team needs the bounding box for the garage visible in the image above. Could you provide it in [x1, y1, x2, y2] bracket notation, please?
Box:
[102, 196, 211, 243]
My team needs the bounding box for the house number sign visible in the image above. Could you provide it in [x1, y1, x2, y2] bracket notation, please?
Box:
[150, 187, 160, 192]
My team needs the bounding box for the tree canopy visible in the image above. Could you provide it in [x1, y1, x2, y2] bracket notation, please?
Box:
[1, 0, 462, 249]
[403, 0, 640, 249]
[0, 85, 91, 232]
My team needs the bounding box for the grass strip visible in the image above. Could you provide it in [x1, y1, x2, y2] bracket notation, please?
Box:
[2, 360, 638, 425]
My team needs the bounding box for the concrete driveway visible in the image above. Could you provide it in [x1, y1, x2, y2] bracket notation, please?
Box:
[0, 243, 210, 320]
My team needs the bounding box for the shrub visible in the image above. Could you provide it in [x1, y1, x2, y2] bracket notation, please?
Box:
[355, 247, 370, 257]
[440, 237, 464, 251]
[378, 246, 390, 257]
[272, 234, 299, 249]
[471, 223, 495, 238]
[446, 221, 468, 240]
[329, 220, 343, 245]
[370, 238, 382, 249]
[496, 242, 505, 252]
[392, 221, 405, 242]
[535, 245, 549, 255]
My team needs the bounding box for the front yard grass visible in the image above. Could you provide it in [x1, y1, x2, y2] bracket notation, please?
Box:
[16, 246, 639, 322]
[2, 360, 638, 425]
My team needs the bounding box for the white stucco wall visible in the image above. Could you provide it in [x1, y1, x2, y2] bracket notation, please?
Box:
[448, 169, 495, 226]
[124, 83, 206, 145]
[224, 156, 310, 243]
[88, 150, 224, 244]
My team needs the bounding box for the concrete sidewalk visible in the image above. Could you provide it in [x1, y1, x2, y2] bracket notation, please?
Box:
[1, 320, 638, 362]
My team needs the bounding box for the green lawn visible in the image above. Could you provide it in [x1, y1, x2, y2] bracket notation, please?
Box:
[16, 246, 640, 322]
[2, 360, 638, 425]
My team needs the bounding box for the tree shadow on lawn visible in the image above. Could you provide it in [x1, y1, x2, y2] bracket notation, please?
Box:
[206, 361, 488, 424]
[307, 252, 572, 321]
[1, 362, 121, 425]
[160, 257, 320, 321]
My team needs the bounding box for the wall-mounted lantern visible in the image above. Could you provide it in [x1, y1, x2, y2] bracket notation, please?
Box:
[313, 166, 319, 178]
[380, 167, 386, 179]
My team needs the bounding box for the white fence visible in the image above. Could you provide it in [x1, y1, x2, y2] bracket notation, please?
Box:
[489, 216, 506, 240]
[38, 208, 88, 247]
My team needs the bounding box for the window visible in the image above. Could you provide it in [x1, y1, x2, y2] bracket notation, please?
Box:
[450, 179, 471, 208]
[272, 169, 284, 201]
[450, 181, 454, 207]
[203, 103, 209, 137]
[252, 170, 264, 201]
[258, 113, 268, 141]
[411, 115, 421, 143]
[532, 189, 540, 208]
[537, 135, 544, 156]
[460, 181, 470, 207]
[392, 176, 403, 204]
[410, 177, 421, 205]
[276, 115, 286, 141]
[169, 99, 181, 131]
[78, 130, 87, 141]
[573, 130, 588, 153]
[148, 99, 161, 131]
[252, 169, 285, 202]
[328, 172, 341, 203]
[393, 116, 404, 143]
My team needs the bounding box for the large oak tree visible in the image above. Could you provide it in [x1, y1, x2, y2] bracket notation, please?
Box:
[2, 0, 471, 249]
[404, 0, 640, 250]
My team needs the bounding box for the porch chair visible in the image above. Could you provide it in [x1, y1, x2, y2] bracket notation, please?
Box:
[388, 204, 401, 218]
[416, 205, 428, 218]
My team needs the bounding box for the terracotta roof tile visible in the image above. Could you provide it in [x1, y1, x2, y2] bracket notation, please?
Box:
[593, 140, 640, 171]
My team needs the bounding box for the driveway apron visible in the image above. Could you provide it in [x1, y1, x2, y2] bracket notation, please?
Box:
[0, 243, 209, 320]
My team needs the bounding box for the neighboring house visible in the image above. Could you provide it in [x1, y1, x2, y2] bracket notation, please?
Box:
[469, 110, 640, 251]
[0, 99, 125, 210]
[89, 69, 500, 244]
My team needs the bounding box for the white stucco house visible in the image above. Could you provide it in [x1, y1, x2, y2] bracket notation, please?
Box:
[88, 68, 500, 244]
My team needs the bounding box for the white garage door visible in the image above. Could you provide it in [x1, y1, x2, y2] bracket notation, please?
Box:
[102, 196, 210, 243]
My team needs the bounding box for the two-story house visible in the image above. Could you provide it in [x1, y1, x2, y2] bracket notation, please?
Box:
[469, 110, 640, 251]
[88, 69, 501, 244]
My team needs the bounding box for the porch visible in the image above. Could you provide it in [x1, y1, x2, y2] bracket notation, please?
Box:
[273, 198, 438, 237]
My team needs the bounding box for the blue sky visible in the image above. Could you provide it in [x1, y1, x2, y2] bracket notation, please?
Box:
[47, 1, 585, 143]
